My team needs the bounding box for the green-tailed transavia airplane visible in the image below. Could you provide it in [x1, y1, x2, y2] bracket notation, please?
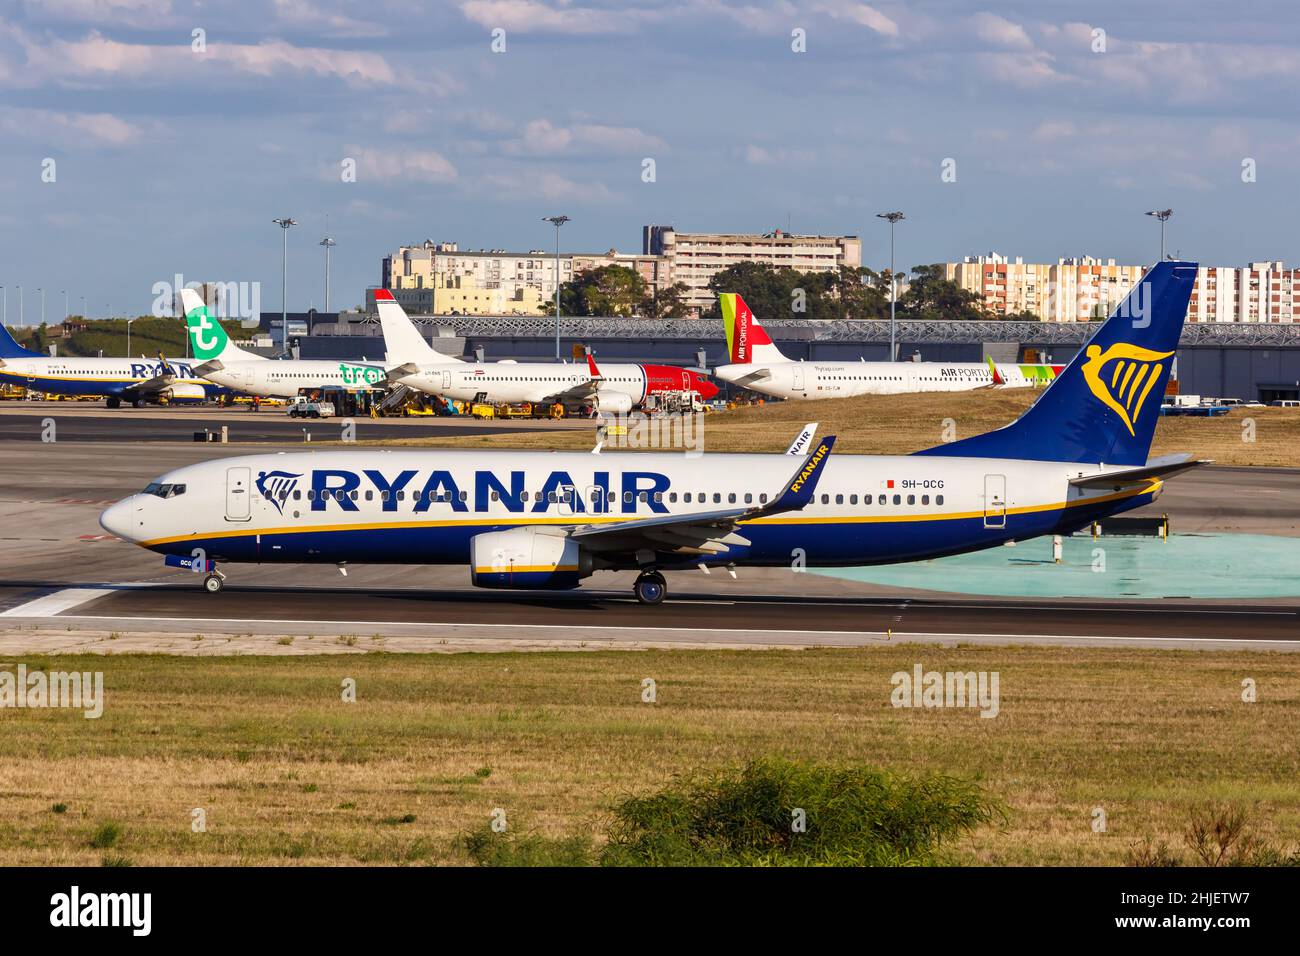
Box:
[180, 289, 394, 399]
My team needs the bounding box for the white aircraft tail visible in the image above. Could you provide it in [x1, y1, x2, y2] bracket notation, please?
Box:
[375, 289, 462, 366]
[178, 288, 261, 363]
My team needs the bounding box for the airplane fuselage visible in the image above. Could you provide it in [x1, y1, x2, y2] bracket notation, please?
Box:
[715, 360, 1055, 400]
[101, 449, 1161, 573]
[0, 356, 220, 401]
[200, 359, 388, 399]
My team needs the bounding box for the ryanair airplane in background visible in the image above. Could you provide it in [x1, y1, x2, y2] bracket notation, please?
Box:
[713, 292, 1063, 399]
[180, 289, 392, 399]
[101, 262, 1201, 605]
[0, 322, 218, 407]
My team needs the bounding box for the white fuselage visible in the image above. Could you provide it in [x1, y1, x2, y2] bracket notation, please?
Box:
[100, 448, 1159, 573]
[0, 355, 215, 399]
[396, 362, 647, 406]
[715, 361, 1042, 400]
[200, 359, 388, 399]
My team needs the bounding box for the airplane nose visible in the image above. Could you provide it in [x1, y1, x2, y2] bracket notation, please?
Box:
[99, 497, 137, 542]
[696, 376, 719, 399]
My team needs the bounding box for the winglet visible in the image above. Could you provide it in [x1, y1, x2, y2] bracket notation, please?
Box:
[764, 436, 836, 515]
[587, 352, 602, 378]
[785, 422, 818, 456]
[985, 356, 1004, 386]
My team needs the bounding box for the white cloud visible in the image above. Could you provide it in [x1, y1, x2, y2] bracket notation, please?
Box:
[969, 12, 1033, 49]
[344, 146, 459, 183]
[0, 106, 144, 146]
[508, 117, 663, 155]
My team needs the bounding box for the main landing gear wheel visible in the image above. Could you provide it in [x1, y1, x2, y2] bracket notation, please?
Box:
[203, 573, 224, 594]
[633, 571, 667, 606]
[106, 396, 121, 409]
[132, 397, 146, 408]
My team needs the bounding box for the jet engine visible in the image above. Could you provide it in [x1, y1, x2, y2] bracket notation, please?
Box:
[591, 391, 633, 415]
[469, 527, 591, 590]
[163, 383, 207, 402]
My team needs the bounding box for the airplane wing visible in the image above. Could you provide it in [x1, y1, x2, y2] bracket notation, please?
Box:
[570, 436, 836, 556]
[728, 368, 772, 388]
[1069, 454, 1210, 490]
[122, 354, 177, 396]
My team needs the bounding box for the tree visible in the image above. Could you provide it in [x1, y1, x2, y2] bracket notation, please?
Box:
[898, 264, 991, 321]
[642, 282, 691, 319]
[542, 265, 648, 317]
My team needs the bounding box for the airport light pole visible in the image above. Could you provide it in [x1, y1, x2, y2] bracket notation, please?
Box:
[18, 285, 23, 326]
[61, 289, 67, 321]
[876, 211, 905, 361]
[126, 318, 134, 358]
[1146, 209, 1172, 261]
[37, 288, 44, 326]
[1, 287, 5, 327]
[543, 215, 570, 360]
[319, 231, 336, 314]
[80, 296, 86, 319]
[273, 217, 298, 352]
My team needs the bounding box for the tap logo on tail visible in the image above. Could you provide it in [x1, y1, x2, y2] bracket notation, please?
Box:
[1080, 343, 1173, 436]
[255, 470, 301, 515]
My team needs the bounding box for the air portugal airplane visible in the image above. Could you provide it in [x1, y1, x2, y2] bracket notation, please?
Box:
[179, 290, 387, 398]
[713, 293, 1063, 399]
[0, 324, 218, 408]
[376, 289, 717, 414]
[101, 262, 1201, 605]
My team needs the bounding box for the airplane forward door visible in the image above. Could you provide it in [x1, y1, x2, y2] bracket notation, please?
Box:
[226, 467, 252, 521]
[441, 369, 452, 391]
[983, 474, 1007, 529]
[792, 366, 805, 393]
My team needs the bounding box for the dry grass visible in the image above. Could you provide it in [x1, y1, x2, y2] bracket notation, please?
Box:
[1, 646, 1296, 866]
[364, 393, 1300, 465]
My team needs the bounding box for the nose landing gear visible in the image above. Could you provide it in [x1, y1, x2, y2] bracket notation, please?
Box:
[633, 570, 667, 606]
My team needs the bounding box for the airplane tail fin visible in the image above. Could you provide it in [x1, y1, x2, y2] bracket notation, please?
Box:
[375, 289, 462, 366]
[178, 289, 260, 362]
[720, 293, 790, 363]
[0, 323, 40, 359]
[916, 261, 1197, 466]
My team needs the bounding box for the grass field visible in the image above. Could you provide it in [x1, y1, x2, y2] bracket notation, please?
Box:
[1, 646, 1296, 866]
[374, 391, 1300, 467]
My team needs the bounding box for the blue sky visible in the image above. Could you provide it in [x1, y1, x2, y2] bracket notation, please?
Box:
[2, 0, 1298, 319]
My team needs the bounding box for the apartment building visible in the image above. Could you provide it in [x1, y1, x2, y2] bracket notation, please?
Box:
[644, 226, 861, 314]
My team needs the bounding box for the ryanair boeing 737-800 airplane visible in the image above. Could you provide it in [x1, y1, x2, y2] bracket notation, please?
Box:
[0, 323, 221, 407]
[101, 262, 1201, 605]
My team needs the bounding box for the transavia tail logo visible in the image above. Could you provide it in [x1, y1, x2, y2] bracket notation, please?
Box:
[256, 469, 301, 514]
[187, 307, 227, 360]
[1081, 342, 1174, 436]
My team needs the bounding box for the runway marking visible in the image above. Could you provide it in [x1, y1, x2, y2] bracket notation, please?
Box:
[29, 613, 1300, 646]
[0, 587, 118, 618]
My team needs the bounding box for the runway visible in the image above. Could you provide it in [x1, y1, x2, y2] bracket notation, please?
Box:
[1, 579, 1297, 652]
[3, 413, 1300, 653]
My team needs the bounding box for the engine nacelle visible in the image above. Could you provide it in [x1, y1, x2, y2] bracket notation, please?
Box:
[470, 528, 590, 590]
[164, 382, 207, 402]
[592, 391, 633, 415]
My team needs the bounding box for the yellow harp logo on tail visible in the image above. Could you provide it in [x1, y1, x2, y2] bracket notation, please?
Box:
[1080, 343, 1174, 436]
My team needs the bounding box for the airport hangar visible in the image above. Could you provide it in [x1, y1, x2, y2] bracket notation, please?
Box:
[273, 311, 1300, 404]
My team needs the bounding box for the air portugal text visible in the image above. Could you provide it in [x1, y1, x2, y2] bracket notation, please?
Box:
[279, 468, 674, 515]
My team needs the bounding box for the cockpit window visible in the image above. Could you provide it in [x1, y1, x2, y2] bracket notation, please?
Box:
[142, 482, 186, 498]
